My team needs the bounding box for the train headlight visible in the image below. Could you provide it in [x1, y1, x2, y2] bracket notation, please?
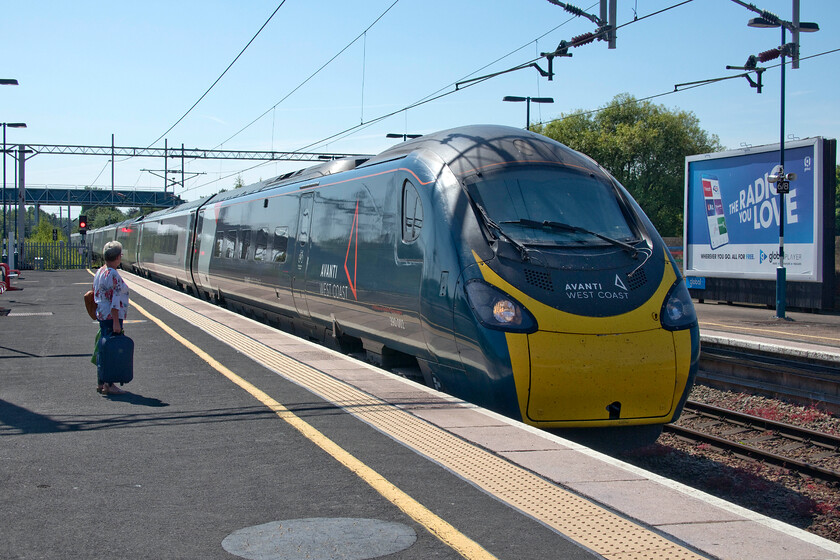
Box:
[493, 299, 518, 323]
[465, 280, 537, 333]
[660, 280, 697, 331]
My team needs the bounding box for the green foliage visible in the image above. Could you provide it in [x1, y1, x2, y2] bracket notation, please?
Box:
[127, 206, 156, 219]
[28, 219, 67, 244]
[80, 205, 128, 231]
[234, 174, 245, 189]
[2, 206, 68, 241]
[534, 93, 723, 236]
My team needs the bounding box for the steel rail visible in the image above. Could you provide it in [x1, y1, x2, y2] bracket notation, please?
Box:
[684, 401, 840, 449]
[666, 401, 840, 483]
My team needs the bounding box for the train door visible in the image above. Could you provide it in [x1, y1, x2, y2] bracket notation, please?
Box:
[394, 178, 430, 356]
[188, 210, 202, 289]
[292, 193, 314, 317]
[195, 207, 219, 294]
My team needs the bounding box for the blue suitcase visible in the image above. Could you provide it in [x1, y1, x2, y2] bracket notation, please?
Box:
[98, 331, 134, 385]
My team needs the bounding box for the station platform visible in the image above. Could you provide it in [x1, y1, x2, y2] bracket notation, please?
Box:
[2, 269, 840, 560]
[694, 299, 840, 363]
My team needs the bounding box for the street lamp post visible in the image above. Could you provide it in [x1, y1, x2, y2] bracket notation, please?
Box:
[503, 96, 554, 130]
[747, 8, 818, 319]
[2, 122, 26, 263]
[386, 133, 422, 141]
[1, 78, 21, 263]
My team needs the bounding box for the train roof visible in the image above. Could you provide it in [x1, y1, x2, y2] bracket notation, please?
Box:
[200, 126, 606, 207]
[209, 157, 371, 205]
[362, 124, 604, 179]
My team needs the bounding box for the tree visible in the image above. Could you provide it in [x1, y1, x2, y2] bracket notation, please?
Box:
[126, 206, 156, 220]
[534, 94, 723, 236]
[28, 219, 66, 244]
[234, 174, 245, 189]
[80, 205, 126, 231]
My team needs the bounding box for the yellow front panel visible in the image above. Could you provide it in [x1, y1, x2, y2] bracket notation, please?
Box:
[526, 330, 676, 423]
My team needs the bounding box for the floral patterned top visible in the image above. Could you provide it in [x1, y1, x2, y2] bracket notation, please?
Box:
[93, 265, 129, 321]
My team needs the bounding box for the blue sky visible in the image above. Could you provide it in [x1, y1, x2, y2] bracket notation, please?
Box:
[2, 1, 838, 219]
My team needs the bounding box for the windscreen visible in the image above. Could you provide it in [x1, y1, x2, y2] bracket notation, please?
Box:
[468, 165, 637, 246]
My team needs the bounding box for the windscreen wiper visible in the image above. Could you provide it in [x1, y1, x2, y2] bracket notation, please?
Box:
[501, 219, 638, 258]
[470, 201, 530, 262]
[460, 175, 530, 262]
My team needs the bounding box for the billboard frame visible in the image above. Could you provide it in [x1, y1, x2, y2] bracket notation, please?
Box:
[683, 138, 836, 310]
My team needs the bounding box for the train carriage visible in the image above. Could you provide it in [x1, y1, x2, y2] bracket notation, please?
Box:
[114, 216, 143, 269]
[89, 223, 118, 266]
[136, 200, 203, 291]
[92, 125, 698, 441]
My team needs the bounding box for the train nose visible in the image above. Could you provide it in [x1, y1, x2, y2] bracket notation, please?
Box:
[525, 330, 678, 423]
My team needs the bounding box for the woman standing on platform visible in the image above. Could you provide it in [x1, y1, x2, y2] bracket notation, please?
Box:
[93, 241, 129, 395]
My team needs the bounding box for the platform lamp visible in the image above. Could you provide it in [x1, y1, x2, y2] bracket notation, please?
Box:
[747, 6, 818, 319]
[386, 133, 422, 141]
[3, 122, 26, 262]
[503, 96, 554, 130]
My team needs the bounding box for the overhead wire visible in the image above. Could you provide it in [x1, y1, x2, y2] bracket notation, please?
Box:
[184, 0, 834, 195]
[148, 1, 287, 148]
[212, 0, 401, 150]
[186, 1, 694, 193]
[530, 47, 840, 129]
[285, 4, 599, 153]
[85, 2, 287, 192]
[175, 0, 401, 195]
[294, 1, 692, 151]
[179, 1, 401, 194]
[309, 0, 696, 150]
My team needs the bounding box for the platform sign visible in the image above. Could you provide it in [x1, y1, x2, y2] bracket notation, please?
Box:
[684, 138, 824, 282]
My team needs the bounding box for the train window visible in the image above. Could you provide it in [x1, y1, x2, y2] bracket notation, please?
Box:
[213, 231, 224, 258]
[467, 166, 636, 247]
[161, 231, 178, 255]
[224, 230, 236, 259]
[272, 227, 288, 263]
[239, 229, 251, 260]
[254, 227, 269, 262]
[402, 181, 423, 243]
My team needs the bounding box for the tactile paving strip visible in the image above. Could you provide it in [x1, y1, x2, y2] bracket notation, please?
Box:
[126, 278, 706, 560]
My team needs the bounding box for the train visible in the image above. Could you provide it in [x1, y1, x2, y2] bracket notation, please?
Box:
[85, 124, 699, 444]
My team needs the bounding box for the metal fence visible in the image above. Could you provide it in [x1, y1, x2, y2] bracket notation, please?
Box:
[17, 242, 91, 270]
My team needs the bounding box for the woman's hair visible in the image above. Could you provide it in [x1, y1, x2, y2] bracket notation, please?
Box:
[103, 241, 123, 262]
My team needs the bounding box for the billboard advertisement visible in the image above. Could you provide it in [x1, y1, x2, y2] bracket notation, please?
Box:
[684, 138, 824, 282]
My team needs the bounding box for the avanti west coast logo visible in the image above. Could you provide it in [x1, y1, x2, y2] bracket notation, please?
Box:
[564, 275, 629, 300]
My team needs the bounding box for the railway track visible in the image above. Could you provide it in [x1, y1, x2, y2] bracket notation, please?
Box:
[666, 400, 840, 483]
[697, 344, 840, 414]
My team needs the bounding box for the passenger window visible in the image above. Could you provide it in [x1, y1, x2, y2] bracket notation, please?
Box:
[213, 230, 224, 258]
[254, 228, 269, 262]
[402, 181, 423, 243]
[239, 229, 251, 260]
[272, 227, 288, 263]
[224, 230, 236, 259]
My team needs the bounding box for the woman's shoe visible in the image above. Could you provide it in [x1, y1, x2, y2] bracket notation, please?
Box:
[103, 383, 126, 395]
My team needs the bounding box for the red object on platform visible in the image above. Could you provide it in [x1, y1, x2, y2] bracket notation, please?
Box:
[0, 263, 21, 291]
